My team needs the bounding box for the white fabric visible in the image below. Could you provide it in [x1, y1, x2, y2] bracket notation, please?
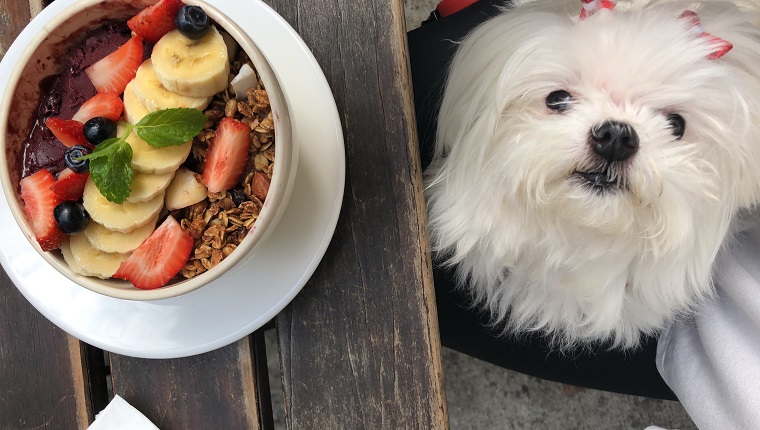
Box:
[656, 222, 760, 430]
[87, 394, 159, 430]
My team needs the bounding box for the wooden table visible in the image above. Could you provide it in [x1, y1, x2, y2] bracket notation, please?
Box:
[0, 0, 448, 428]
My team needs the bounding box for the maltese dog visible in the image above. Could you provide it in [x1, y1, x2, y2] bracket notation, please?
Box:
[425, 0, 760, 347]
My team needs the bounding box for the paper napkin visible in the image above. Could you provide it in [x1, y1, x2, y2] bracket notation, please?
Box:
[87, 394, 159, 430]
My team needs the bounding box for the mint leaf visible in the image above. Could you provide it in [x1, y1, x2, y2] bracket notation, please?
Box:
[77, 137, 122, 161]
[134, 108, 206, 147]
[89, 139, 134, 204]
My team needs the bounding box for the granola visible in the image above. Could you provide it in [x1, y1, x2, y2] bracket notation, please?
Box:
[177, 50, 275, 279]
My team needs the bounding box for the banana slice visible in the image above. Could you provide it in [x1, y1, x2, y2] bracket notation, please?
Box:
[133, 59, 212, 112]
[84, 217, 157, 254]
[165, 166, 208, 210]
[151, 26, 230, 98]
[62, 234, 130, 279]
[119, 125, 192, 174]
[82, 178, 164, 233]
[123, 81, 151, 124]
[220, 30, 239, 64]
[127, 170, 175, 203]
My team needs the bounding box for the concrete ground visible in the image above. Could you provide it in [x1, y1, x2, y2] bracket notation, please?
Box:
[263, 2, 698, 429]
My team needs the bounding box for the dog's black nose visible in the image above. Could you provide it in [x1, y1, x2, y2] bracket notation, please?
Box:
[590, 120, 639, 162]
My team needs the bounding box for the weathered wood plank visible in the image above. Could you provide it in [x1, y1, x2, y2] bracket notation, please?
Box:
[0, 0, 31, 59]
[266, 0, 448, 428]
[0, 269, 94, 429]
[109, 334, 270, 430]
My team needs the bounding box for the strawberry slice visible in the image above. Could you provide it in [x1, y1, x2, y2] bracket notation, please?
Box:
[202, 118, 251, 193]
[84, 35, 144, 94]
[71, 93, 124, 123]
[113, 216, 193, 290]
[50, 168, 89, 201]
[127, 0, 185, 44]
[46, 118, 88, 148]
[20, 169, 65, 252]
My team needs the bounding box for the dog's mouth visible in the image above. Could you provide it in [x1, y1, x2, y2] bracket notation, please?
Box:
[573, 169, 623, 192]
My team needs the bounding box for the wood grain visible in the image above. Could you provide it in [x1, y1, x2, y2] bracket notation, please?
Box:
[0, 270, 94, 429]
[109, 335, 270, 430]
[265, 0, 448, 428]
[0, 0, 31, 60]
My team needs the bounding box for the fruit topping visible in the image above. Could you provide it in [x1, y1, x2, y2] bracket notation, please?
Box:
[132, 59, 212, 112]
[84, 217, 157, 254]
[72, 93, 124, 123]
[85, 35, 144, 95]
[201, 117, 250, 193]
[82, 109, 204, 204]
[64, 145, 92, 173]
[127, 170, 175, 203]
[123, 81, 151, 124]
[175, 5, 211, 40]
[62, 234, 130, 279]
[53, 201, 90, 234]
[151, 26, 230, 98]
[82, 177, 164, 233]
[46, 118, 89, 148]
[165, 166, 207, 210]
[113, 215, 193, 290]
[127, 0, 185, 44]
[50, 168, 89, 201]
[20, 169, 65, 252]
[83, 117, 118, 146]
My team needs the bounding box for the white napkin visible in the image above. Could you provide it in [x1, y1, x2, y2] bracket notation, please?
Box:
[87, 394, 159, 430]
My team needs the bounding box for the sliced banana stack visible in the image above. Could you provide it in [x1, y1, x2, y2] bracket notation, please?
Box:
[117, 125, 192, 175]
[82, 178, 164, 233]
[151, 26, 230, 98]
[133, 59, 213, 112]
[127, 170, 175, 203]
[84, 217, 159, 254]
[61, 235, 131, 279]
[123, 81, 151, 124]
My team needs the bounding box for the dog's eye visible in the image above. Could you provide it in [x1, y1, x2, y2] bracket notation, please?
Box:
[546, 90, 574, 111]
[666, 113, 685, 140]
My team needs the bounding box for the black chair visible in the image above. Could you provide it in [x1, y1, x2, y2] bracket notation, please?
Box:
[407, 0, 676, 400]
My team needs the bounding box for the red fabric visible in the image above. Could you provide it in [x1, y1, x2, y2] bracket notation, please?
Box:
[437, 0, 480, 17]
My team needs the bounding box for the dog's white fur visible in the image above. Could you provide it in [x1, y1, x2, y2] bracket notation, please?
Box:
[425, 0, 760, 347]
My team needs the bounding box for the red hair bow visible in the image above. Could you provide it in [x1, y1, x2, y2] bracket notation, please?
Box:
[678, 10, 733, 59]
[579, 0, 617, 20]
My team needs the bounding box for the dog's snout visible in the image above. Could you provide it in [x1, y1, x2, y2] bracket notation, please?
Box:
[590, 121, 639, 162]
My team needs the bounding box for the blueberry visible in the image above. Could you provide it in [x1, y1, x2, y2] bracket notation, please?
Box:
[64, 145, 91, 173]
[83, 117, 117, 145]
[175, 6, 211, 40]
[54, 201, 90, 234]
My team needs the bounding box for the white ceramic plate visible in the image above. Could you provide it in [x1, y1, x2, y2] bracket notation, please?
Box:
[0, 0, 345, 358]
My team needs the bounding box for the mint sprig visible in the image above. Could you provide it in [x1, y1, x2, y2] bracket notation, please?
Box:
[135, 108, 207, 147]
[77, 108, 206, 204]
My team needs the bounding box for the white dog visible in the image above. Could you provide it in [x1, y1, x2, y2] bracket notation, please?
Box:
[425, 0, 760, 348]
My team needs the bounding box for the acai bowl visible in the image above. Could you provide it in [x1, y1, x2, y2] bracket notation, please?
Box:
[0, 0, 296, 301]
